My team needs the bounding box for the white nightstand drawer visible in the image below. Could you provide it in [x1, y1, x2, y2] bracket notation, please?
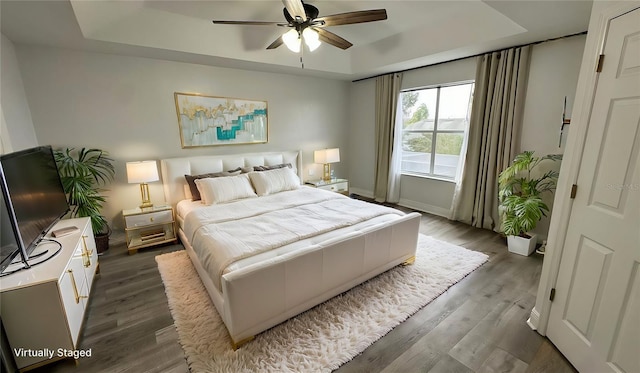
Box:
[125, 210, 173, 228]
[318, 181, 348, 193]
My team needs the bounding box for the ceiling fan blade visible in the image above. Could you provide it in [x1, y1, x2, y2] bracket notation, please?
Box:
[266, 36, 284, 50]
[212, 20, 282, 26]
[282, 0, 306, 22]
[314, 27, 353, 50]
[315, 9, 387, 27]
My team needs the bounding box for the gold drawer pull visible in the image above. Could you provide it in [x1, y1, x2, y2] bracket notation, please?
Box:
[81, 235, 88, 250]
[81, 235, 92, 267]
[150, 217, 154, 222]
[82, 250, 92, 268]
[67, 269, 81, 304]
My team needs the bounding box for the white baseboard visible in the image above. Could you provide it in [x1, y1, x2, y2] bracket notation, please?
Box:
[349, 187, 374, 199]
[349, 189, 451, 218]
[398, 198, 451, 218]
[527, 307, 541, 332]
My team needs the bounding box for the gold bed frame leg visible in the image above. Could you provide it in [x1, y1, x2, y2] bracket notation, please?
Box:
[402, 255, 416, 266]
[231, 335, 255, 350]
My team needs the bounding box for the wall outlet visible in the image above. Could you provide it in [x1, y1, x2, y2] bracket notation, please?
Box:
[308, 168, 315, 176]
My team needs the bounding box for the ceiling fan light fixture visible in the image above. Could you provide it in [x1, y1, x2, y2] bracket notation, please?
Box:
[282, 29, 301, 52]
[214, 2, 387, 53]
[302, 27, 321, 52]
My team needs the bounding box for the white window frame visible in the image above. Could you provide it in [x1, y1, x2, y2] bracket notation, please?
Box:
[398, 81, 474, 182]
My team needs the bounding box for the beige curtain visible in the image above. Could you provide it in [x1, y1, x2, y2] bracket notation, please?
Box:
[374, 72, 403, 202]
[451, 46, 531, 230]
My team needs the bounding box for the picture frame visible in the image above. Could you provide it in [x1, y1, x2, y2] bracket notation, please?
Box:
[174, 92, 268, 148]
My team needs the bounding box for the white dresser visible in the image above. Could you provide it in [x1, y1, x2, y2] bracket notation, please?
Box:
[0, 217, 98, 371]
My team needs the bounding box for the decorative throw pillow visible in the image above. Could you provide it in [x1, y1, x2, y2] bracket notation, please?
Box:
[248, 167, 300, 196]
[194, 173, 257, 205]
[253, 163, 292, 172]
[183, 184, 193, 200]
[184, 167, 241, 201]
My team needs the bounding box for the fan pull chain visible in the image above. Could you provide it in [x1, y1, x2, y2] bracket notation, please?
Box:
[300, 45, 304, 69]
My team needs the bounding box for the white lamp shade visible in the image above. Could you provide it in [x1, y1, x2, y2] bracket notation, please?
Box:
[302, 28, 321, 51]
[314, 148, 340, 164]
[282, 29, 301, 53]
[126, 160, 159, 183]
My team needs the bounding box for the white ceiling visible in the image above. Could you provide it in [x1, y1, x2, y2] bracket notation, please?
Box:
[0, 0, 593, 80]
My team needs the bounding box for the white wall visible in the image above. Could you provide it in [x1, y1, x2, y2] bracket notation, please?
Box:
[521, 34, 586, 155]
[15, 46, 350, 229]
[0, 34, 38, 153]
[348, 34, 586, 229]
[8, 34, 586, 234]
[521, 34, 586, 239]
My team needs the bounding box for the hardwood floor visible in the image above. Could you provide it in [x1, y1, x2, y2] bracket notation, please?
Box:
[28, 210, 576, 373]
[30, 234, 188, 373]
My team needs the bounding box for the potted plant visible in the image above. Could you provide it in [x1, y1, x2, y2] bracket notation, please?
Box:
[498, 151, 562, 256]
[54, 148, 115, 253]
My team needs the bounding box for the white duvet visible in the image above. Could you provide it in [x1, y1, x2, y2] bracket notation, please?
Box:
[183, 187, 405, 291]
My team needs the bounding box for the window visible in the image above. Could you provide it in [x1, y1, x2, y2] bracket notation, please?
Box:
[399, 82, 474, 181]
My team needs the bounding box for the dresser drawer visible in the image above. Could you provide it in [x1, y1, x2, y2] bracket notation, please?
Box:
[60, 253, 88, 347]
[317, 181, 348, 193]
[125, 210, 173, 228]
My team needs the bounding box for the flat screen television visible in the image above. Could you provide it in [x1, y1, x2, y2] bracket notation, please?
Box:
[0, 188, 21, 273]
[0, 146, 69, 274]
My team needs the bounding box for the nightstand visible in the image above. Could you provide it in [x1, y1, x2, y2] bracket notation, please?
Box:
[305, 178, 349, 195]
[123, 205, 177, 254]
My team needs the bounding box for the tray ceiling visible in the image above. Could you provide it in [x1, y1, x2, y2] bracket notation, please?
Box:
[0, 1, 592, 80]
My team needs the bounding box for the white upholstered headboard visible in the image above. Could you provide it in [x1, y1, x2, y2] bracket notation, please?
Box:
[160, 150, 302, 207]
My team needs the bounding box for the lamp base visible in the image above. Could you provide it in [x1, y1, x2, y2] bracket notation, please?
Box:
[139, 201, 154, 209]
[139, 183, 153, 209]
[322, 163, 332, 182]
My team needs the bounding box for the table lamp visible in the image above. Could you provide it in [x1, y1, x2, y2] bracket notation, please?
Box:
[126, 160, 159, 209]
[314, 148, 340, 182]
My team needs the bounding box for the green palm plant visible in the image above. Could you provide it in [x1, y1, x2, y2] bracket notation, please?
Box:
[54, 148, 115, 235]
[498, 151, 562, 237]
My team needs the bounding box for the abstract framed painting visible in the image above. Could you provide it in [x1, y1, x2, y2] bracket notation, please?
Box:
[174, 92, 268, 148]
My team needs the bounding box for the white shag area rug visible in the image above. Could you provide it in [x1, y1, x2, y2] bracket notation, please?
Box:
[156, 234, 488, 373]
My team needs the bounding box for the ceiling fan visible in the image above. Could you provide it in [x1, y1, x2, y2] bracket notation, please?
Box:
[212, 0, 387, 52]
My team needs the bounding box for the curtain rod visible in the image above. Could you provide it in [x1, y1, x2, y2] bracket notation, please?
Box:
[352, 31, 587, 83]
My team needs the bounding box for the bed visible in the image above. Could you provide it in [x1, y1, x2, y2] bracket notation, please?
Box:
[160, 151, 421, 347]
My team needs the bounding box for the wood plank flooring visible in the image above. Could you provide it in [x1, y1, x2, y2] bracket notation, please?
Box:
[28, 209, 576, 373]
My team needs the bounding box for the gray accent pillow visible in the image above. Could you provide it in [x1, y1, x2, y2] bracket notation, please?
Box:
[253, 163, 292, 172]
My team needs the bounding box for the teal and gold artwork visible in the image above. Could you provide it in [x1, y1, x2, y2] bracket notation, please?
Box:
[174, 92, 268, 148]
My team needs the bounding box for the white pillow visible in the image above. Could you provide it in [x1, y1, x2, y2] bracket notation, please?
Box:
[249, 167, 300, 196]
[194, 173, 257, 205]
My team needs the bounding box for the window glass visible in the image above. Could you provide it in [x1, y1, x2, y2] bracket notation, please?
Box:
[401, 133, 432, 174]
[399, 82, 474, 181]
[439, 84, 473, 123]
[434, 133, 465, 178]
[402, 89, 437, 131]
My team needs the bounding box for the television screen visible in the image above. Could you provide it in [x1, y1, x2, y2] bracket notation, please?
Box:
[0, 146, 69, 266]
[0, 188, 20, 273]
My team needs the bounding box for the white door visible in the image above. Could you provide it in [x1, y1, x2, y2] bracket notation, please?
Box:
[547, 7, 640, 373]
